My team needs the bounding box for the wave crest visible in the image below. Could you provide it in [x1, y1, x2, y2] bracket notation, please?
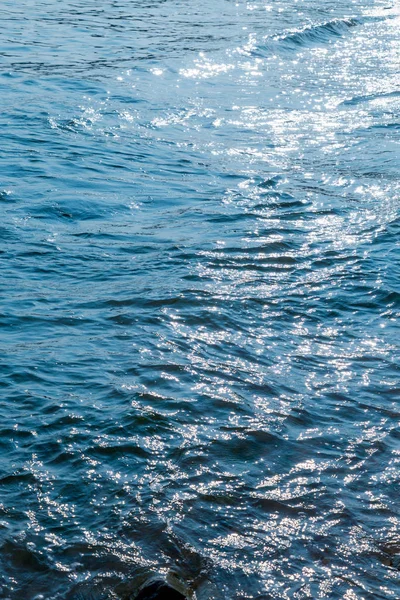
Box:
[253, 18, 361, 56]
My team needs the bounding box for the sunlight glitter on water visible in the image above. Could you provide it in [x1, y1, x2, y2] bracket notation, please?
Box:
[0, 1, 399, 599]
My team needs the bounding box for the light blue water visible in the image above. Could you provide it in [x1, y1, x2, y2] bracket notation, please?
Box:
[0, 1, 399, 598]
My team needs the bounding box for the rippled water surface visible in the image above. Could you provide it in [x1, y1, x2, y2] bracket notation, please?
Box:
[1, 1, 399, 598]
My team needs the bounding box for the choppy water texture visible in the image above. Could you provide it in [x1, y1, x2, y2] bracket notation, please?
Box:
[0, 1, 399, 598]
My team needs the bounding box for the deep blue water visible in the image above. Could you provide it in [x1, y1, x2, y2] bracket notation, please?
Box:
[0, 1, 399, 598]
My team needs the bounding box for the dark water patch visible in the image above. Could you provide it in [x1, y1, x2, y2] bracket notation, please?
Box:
[376, 538, 400, 570]
[0, 471, 37, 487]
[134, 580, 186, 600]
[1, 539, 50, 573]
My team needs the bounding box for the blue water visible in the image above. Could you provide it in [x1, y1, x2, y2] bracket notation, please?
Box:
[0, 1, 399, 598]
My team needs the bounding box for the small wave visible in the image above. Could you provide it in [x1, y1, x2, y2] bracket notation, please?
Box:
[340, 90, 400, 106]
[280, 18, 359, 45]
[0, 190, 14, 203]
[254, 18, 361, 56]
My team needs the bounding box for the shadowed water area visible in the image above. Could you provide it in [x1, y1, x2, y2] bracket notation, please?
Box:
[0, 0, 399, 598]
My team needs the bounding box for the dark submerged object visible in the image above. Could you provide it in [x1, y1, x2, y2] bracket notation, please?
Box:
[134, 580, 187, 600]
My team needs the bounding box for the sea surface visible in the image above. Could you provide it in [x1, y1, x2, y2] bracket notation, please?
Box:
[0, 1, 399, 598]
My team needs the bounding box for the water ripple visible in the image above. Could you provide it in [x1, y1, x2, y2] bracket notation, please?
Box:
[0, 0, 399, 599]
